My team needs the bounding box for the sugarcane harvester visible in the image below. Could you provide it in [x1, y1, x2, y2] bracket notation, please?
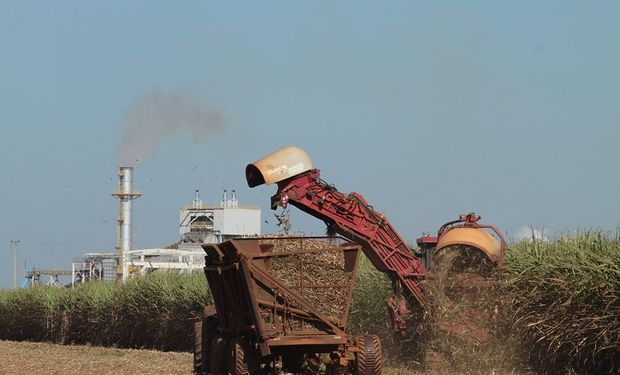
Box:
[246, 146, 506, 333]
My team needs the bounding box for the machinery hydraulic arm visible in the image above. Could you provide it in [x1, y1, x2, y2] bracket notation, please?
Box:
[269, 169, 427, 309]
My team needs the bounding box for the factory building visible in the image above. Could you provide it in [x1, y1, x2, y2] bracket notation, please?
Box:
[24, 166, 262, 288]
[63, 172, 261, 286]
[179, 190, 261, 247]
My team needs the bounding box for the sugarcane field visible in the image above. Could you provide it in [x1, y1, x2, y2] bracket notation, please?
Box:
[1, 2, 619, 375]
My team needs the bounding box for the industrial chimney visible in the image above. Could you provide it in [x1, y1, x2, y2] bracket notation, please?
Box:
[112, 167, 141, 281]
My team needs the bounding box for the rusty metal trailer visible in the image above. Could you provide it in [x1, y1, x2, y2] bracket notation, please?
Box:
[193, 236, 382, 375]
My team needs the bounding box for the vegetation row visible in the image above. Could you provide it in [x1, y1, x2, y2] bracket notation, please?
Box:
[0, 232, 617, 374]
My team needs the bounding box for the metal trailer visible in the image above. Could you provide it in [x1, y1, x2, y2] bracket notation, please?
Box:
[193, 236, 382, 375]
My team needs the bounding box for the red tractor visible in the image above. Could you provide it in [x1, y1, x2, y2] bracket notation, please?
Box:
[246, 146, 506, 333]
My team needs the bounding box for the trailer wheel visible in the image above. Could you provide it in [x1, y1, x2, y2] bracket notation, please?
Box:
[194, 315, 220, 374]
[209, 334, 229, 375]
[193, 320, 204, 374]
[302, 354, 322, 375]
[282, 353, 304, 373]
[355, 335, 383, 375]
[229, 337, 259, 375]
[282, 353, 320, 375]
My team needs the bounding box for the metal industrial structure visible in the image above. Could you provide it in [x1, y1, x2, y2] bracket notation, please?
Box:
[10, 240, 20, 289]
[179, 190, 261, 245]
[194, 236, 382, 375]
[70, 248, 205, 286]
[71, 253, 116, 285]
[19, 163, 262, 289]
[64, 187, 261, 286]
[112, 167, 141, 281]
[245, 146, 506, 333]
[20, 168, 262, 289]
[21, 268, 71, 288]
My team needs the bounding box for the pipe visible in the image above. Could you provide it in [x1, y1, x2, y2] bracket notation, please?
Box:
[112, 167, 141, 281]
[193, 189, 202, 208]
[120, 167, 132, 280]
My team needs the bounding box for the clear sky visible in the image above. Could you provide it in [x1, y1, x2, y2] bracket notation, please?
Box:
[1, 1, 619, 289]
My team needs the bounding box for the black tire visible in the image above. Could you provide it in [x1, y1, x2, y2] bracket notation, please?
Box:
[193, 320, 204, 374]
[229, 336, 259, 375]
[355, 335, 383, 375]
[209, 334, 229, 375]
[194, 315, 220, 374]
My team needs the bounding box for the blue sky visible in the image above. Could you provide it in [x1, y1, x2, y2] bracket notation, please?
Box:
[1, 1, 619, 289]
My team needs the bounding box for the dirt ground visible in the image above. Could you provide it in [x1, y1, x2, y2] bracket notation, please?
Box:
[0, 340, 192, 375]
[0, 340, 529, 375]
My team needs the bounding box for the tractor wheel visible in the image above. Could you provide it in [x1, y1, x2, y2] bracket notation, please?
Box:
[355, 335, 383, 375]
[229, 336, 259, 375]
[209, 334, 229, 375]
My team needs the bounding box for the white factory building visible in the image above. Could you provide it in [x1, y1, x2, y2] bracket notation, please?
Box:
[179, 190, 261, 246]
[65, 188, 261, 287]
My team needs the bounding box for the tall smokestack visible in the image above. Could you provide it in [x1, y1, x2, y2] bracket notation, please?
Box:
[112, 167, 141, 281]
